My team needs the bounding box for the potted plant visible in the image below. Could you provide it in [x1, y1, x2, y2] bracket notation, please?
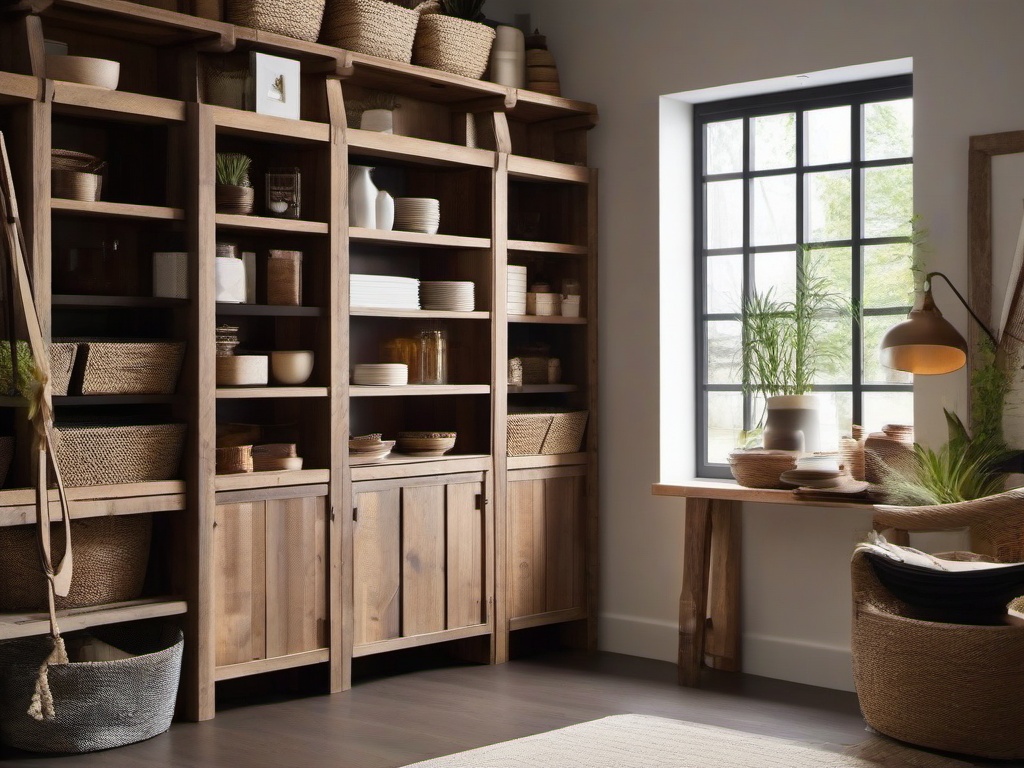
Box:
[742, 251, 852, 452]
[413, 0, 496, 80]
[215, 152, 254, 216]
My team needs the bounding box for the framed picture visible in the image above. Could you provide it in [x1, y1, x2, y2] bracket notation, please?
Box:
[247, 52, 301, 120]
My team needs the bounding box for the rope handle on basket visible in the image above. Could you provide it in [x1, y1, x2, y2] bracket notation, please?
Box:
[0, 132, 74, 721]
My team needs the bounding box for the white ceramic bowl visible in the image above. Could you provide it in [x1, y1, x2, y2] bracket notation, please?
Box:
[46, 54, 120, 90]
[271, 350, 314, 385]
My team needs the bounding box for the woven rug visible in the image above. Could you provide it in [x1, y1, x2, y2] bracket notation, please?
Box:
[403, 714, 972, 767]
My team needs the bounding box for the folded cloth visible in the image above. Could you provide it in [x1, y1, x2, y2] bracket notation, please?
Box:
[857, 534, 1024, 625]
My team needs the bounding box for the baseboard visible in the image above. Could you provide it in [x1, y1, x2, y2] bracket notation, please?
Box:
[598, 613, 854, 692]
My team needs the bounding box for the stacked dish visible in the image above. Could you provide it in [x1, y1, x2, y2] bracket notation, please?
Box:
[779, 455, 844, 489]
[215, 325, 240, 357]
[395, 431, 456, 456]
[252, 443, 303, 472]
[350, 274, 420, 310]
[420, 280, 475, 311]
[349, 434, 395, 462]
[507, 265, 527, 315]
[353, 363, 408, 386]
[394, 197, 440, 234]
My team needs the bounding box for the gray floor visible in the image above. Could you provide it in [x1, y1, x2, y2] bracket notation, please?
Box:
[0, 650, 1010, 766]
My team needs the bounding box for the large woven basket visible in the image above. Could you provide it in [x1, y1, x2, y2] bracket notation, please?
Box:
[507, 412, 551, 456]
[0, 515, 151, 611]
[319, 0, 421, 62]
[413, 10, 495, 79]
[540, 411, 588, 454]
[0, 435, 12, 487]
[851, 550, 1024, 759]
[54, 423, 186, 487]
[77, 341, 185, 396]
[728, 449, 797, 489]
[0, 624, 183, 753]
[226, 0, 326, 42]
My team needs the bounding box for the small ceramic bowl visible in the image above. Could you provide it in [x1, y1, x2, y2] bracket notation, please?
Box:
[46, 54, 120, 89]
[271, 350, 314, 385]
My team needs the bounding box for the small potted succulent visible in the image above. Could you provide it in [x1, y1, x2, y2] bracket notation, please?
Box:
[413, 0, 496, 80]
[215, 152, 254, 215]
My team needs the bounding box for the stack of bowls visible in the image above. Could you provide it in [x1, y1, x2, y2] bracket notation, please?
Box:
[394, 197, 440, 235]
[420, 280, 475, 311]
[395, 431, 456, 456]
[507, 265, 527, 315]
[252, 443, 303, 472]
[779, 454, 844, 489]
[353, 363, 408, 386]
[349, 434, 395, 462]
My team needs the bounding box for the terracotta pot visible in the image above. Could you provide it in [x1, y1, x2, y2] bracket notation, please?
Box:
[216, 184, 254, 215]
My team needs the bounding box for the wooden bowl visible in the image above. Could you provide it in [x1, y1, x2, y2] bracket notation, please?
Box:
[46, 54, 120, 89]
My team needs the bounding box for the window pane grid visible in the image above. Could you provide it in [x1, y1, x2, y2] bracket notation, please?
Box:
[695, 76, 913, 476]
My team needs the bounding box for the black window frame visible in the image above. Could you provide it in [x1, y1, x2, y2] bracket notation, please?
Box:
[694, 75, 914, 479]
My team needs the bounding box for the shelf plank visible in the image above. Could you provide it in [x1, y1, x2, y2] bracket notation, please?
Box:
[216, 303, 322, 317]
[348, 128, 494, 168]
[651, 480, 878, 510]
[214, 469, 330, 492]
[0, 481, 186, 527]
[352, 308, 489, 321]
[350, 454, 491, 481]
[352, 623, 490, 658]
[216, 387, 329, 399]
[507, 453, 588, 471]
[52, 294, 187, 309]
[51, 198, 185, 221]
[0, 71, 42, 105]
[507, 155, 591, 184]
[508, 240, 587, 255]
[349, 227, 490, 250]
[209, 104, 330, 143]
[55, 394, 177, 405]
[344, 51, 512, 105]
[509, 606, 587, 632]
[510, 90, 600, 124]
[0, 597, 188, 641]
[51, 81, 186, 123]
[215, 648, 330, 681]
[508, 384, 579, 394]
[509, 314, 587, 325]
[350, 384, 490, 397]
[215, 213, 329, 235]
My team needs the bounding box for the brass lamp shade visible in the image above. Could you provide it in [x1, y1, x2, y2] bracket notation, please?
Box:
[879, 289, 968, 375]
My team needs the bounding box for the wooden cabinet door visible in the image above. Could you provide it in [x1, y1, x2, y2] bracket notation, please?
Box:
[353, 473, 487, 648]
[214, 493, 328, 668]
[508, 467, 586, 620]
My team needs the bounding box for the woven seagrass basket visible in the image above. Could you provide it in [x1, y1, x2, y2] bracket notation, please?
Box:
[216, 444, 253, 474]
[540, 411, 588, 454]
[728, 449, 797, 489]
[0, 515, 152, 611]
[226, 0, 326, 42]
[54, 423, 186, 487]
[78, 341, 185, 396]
[50, 341, 78, 396]
[319, 0, 421, 62]
[507, 412, 551, 456]
[413, 9, 496, 79]
[0, 624, 183, 754]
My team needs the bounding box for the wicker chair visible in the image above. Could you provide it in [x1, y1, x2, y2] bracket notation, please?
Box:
[852, 488, 1024, 760]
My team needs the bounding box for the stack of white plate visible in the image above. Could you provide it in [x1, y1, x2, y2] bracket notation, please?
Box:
[507, 265, 527, 315]
[420, 280, 475, 311]
[353, 363, 408, 386]
[351, 274, 420, 310]
[394, 197, 440, 235]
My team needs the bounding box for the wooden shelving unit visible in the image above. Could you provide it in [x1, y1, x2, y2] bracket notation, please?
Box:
[0, 0, 598, 723]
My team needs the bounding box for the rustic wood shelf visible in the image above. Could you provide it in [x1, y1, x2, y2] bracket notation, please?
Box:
[509, 607, 587, 632]
[348, 128, 494, 168]
[214, 469, 330, 493]
[0, 598, 188, 641]
[215, 387, 329, 399]
[350, 384, 490, 397]
[508, 240, 588, 256]
[209, 104, 330, 143]
[351, 308, 490, 321]
[215, 213, 329, 235]
[0, 481, 186, 527]
[349, 227, 490, 250]
[215, 648, 330, 681]
[51, 81, 186, 123]
[216, 303, 322, 317]
[508, 384, 580, 394]
[509, 315, 587, 325]
[507, 453, 588, 471]
[507, 156, 591, 184]
[51, 198, 185, 221]
[52, 294, 187, 309]
[55, 394, 177, 405]
[0, 71, 42, 104]
[350, 454, 491, 482]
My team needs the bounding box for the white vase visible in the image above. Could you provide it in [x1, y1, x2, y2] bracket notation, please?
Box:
[762, 394, 822, 453]
[490, 26, 525, 87]
[375, 190, 395, 231]
[348, 165, 377, 229]
[360, 109, 393, 134]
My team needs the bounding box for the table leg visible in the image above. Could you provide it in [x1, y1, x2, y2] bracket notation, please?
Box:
[705, 500, 741, 672]
[678, 497, 713, 686]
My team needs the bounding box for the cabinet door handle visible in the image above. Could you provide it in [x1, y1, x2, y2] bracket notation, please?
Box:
[352, 506, 359, 522]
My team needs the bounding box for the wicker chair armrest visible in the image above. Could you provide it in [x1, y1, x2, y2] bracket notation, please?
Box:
[872, 488, 1024, 533]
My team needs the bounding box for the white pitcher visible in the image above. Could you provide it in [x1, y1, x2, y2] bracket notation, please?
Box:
[348, 165, 377, 228]
[375, 189, 395, 231]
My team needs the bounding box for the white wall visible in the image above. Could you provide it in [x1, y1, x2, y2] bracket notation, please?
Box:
[496, 0, 1024, 690]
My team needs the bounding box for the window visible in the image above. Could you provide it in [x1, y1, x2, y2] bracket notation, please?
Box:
[695, 76, 914, 477]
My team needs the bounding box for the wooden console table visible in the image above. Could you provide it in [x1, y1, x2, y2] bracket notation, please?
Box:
[651, 480, 879, 686]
